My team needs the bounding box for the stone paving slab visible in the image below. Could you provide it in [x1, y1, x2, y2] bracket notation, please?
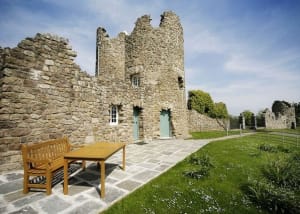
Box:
[0, 139, 213, 214]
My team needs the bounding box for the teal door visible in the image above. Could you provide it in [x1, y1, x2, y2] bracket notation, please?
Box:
[160, 110, 170, 138]
[133, 107, 140, 141]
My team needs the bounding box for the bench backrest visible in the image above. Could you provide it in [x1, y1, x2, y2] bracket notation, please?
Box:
[22, 137, 71, 168]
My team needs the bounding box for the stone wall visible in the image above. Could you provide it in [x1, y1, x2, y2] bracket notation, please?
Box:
[0, 11, 188, 172]
[0, 34, 106, 171]
[263, 109, 287, 129]
[188, 110, 229, 131]
[0, 47, 4, 69]
[272, 101, 296, 129]
[263, 108, 296, 129]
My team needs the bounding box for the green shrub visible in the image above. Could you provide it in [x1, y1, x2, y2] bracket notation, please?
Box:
[259, 144, 278, 152]
[189, 154, 213, 167]
[183, 154, 213, 180]
[277, 145, 292, 153]
[262, 158, 298, 189]
[243, 154, 300, 213]
[243, 180, 300, 214]
[259, 144, 292, 154]
[183, 167, 210, 179]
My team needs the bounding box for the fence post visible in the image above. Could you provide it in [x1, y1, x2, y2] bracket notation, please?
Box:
[239, 124, 242, 136]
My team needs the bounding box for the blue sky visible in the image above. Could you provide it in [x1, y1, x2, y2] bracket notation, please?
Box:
[1, 0, 299, 115]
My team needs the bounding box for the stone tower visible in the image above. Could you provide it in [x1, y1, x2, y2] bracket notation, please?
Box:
[0, 11, 188, 172]
[95, 11, 188, 141]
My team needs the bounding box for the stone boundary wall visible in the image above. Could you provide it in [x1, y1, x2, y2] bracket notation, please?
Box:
[0, 34, 109, 172]
[263, 108, 288, 129]
[188, 110, 228, 131]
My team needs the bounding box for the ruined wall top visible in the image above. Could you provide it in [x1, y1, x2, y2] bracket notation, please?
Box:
[97, 11, 182, 40]
[1, 33, 85, 76]
[96, 11, 184, 79]
[131, 11, 182, 33]
[133, 15, 153, 32]
[159, 11, 182, 28]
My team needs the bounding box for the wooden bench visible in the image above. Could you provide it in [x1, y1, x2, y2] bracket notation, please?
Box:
[21, 137, 84, 195]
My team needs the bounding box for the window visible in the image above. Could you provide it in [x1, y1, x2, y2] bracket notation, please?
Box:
[110, 105, 118, 125]
[178, 76, 184, 89]
[131, 74, 140, 88]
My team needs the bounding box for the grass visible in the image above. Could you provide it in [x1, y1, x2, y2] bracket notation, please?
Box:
[102, 135, 299, 214]
[189, 130, 246, 139]
[257, 126, 300, 135]
[190, 127, 300, 140]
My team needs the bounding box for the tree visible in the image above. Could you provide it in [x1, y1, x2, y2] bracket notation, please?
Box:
[213, 102, 229, 119]
[272, 100, 291, 116]
[293, 102, 300, 126]
[214, 102, 230, 130]
[256, 109, 266, 127]
[187, 90, 215, 116]
[241, 110, 253, 126]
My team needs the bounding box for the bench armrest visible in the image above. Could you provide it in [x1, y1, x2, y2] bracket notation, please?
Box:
[25, 158, 51, 165]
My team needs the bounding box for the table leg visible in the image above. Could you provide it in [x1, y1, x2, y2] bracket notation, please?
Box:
[63, 159, 68, 195]
[122, 146, 126, 170]
[100, 160, 105, 198]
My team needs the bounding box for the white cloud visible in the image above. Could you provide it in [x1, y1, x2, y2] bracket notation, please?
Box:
[225, 52, 300, 82]
[184, 23, 225, 55]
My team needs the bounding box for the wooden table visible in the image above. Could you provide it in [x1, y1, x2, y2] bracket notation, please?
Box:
[63, 142, 126, 198]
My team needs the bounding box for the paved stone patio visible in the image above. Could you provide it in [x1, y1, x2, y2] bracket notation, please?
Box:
[0, 139, 212, 214]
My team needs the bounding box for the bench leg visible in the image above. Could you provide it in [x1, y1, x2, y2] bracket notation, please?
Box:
[63, 159, 69, 195]
[122, 146, 126, 170]
[100, 160, 105, 198]
[82, 160, 86, 170]
[23, 171, 29, 194]
[46, 170, 52, 195]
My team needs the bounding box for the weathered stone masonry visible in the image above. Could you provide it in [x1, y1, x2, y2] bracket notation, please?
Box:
[96, 12, 187, 141]
[0, 11, 188, 172]
[263, 101, 296, 129]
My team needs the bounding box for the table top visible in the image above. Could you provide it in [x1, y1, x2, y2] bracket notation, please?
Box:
[64, 142, 126, 161]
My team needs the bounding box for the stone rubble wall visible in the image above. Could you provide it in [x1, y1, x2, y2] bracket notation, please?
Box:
[0, 47, 4, 69]
[263, 108, 289, 129]
[0, 33, 112, 172]
[0, 11, 189, 172]
[270, 101, 297, 129]
[188, 110, 229, 131]
[263, 101, 297, 129]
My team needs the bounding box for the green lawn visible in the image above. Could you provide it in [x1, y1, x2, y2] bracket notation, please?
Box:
[189, 130, 248, 139]
[102, 135, 299, 214]
[259, 127, 300, 135]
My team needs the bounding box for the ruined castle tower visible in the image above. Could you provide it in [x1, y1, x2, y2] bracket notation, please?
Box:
[95, 11, 188, 141]
[0, 11, 188, 172]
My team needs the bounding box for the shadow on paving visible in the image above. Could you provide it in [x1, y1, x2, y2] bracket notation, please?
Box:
[26, 162, 119, 197]
[62, 162, 120, 197]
